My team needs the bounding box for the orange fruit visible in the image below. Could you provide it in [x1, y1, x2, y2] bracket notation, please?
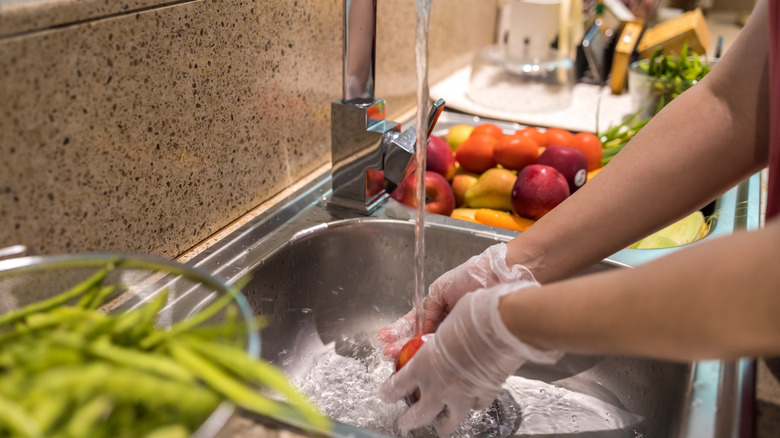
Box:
[493, 134, 539, 171]
[474, 208, 535, 232]
[569, 132, 603, 171]
[587, 167, 603, 181]
[516, 127, 546, 147]
[455, 134, 497, 173]
[471, 123, 504, 139]
[544, 128, 573, 147]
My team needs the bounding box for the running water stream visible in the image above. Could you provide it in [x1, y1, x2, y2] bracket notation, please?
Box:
[412, 0, 433, 337]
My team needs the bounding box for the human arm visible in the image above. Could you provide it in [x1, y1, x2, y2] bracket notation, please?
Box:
[507, 0, 771, 283]
[380, 219, 780, 433]
[500, 216, 780, 361]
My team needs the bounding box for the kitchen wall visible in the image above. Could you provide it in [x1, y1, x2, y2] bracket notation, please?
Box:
[0, 0, 497, 257]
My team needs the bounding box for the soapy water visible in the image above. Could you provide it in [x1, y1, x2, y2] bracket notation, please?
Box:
[293, 345, 645, 437]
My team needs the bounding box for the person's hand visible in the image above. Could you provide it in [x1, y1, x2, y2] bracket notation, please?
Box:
[379, 282, 564, 435]
[375, 243, 536, 358]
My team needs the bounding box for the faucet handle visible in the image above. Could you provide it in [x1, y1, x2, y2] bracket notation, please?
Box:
[426, 98, 446, 139]
[382, 98, 446, 185]
[383, 129, 416, 185]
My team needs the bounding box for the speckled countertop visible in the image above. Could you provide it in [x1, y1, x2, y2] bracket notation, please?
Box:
[0, 0, 497, 257]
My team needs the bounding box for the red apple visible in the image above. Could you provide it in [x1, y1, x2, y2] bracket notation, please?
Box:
[395, 333, 433, 405]
[511, 164, 570, 220]
[535, 145, 588, 193]
[427, 135, 457, 181]
[390, 171, 455, 216]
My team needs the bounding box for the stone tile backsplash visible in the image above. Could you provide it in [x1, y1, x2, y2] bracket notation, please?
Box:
[0, 0, 496, 257]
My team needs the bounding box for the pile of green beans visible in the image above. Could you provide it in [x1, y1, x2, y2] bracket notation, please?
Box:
[0, 267, 329, 438]
[598, 110, 650, 167]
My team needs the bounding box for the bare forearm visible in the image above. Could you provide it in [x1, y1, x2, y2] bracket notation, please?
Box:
[500, 218, 780, 361]
[506, 0, 770, 283]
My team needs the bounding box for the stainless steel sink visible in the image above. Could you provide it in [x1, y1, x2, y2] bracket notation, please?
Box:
[183, 161, 760, 437]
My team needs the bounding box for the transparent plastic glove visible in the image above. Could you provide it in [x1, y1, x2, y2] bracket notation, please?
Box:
[376, 243, 535, 358]
[379, 281, 564, 435]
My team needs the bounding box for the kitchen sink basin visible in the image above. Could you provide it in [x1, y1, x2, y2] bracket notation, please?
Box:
[182, 161, 760, 437]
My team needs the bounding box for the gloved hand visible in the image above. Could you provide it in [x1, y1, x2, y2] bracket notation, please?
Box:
[376, 243, 536, 358]
[379, 281, 564, 435]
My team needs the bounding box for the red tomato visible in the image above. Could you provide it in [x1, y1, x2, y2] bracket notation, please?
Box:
[569, 132, 604, 171]
[455, 134, 498, 173]
[544, 128, 574, 147]
[493, 134, 539, 170]
[516, 127, 546, 147]
[471, 123, 504, 139]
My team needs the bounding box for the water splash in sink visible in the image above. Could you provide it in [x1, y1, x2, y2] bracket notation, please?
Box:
[293, 347, 405, 435]
[293, 345, 644, 437]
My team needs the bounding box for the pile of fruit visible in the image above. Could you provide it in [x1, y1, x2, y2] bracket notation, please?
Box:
[388, 122, 604, 232]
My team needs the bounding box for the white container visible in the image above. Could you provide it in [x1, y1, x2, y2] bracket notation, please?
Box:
[506, 0, 563, 64]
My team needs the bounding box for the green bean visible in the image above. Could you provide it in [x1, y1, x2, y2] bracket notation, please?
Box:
[7, 340, 84, 373]
[77, 283, 105, 309]
[79, 285, 118, 310]
[182, 336, 329, 432]
[108, 307, 143, 340]
[107, 291, 168, 346]
[168, 342, 296, 421]
[139, 289, 235, 349]
[0, 393, 42, 438]
[86, 337, 196, 383]
[42, 330, 195, 383]
[0, 268, 109, 327]
[23, 306, 103, 333]
[142, 424, 189, 438]
[0, 330, 24, 352]
[26, 393, 68, 436]
[28, 363, 220, 414]
[186, 314, 267, 346]
[64, 395, 112, 438]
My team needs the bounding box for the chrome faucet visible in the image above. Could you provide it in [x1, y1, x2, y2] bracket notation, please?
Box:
[329, 0, 445, 215]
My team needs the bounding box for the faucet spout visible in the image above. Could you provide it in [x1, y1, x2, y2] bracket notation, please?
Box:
[343, 0, 376, 104]
[328, 0, 445, 215]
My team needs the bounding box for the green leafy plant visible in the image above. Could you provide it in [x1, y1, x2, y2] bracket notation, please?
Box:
[638, 42, 712, 114]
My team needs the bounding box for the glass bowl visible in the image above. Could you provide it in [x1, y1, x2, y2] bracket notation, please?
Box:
[467, 45, 575, 113]
[628, 58, 715, 119]
[0, 253, 261, 438]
